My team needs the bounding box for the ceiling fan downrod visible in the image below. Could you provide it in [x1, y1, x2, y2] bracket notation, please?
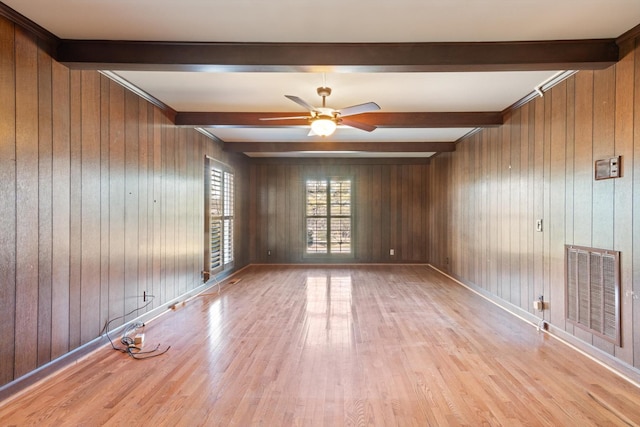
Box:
[317, 86, 331, 108]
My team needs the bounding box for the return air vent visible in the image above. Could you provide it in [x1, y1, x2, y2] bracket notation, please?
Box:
[565, 245, 620, 345]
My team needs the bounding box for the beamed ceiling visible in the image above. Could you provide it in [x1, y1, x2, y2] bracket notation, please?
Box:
[2, 0, 640, 158]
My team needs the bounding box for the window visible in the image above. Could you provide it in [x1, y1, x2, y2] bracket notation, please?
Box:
[208, 160, 234, 274]
[306, 178, 352, 255]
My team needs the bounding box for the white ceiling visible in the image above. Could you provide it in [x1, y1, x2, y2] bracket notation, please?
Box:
[4, 0, 640, 158]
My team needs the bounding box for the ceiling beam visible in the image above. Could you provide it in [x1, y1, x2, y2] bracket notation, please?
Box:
[176, 112, 503, 128]
[223, 141, 456, 153]
[56, 40, 619, 72]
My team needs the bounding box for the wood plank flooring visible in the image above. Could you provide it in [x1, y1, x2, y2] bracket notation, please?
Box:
[1, 265, 639, 426]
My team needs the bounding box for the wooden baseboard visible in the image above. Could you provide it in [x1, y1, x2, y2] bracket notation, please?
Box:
[428, 264, 640, 389]
[0, 267, 248, 406]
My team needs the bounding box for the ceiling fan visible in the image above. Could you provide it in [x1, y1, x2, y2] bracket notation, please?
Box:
[260, 86, 381, 137]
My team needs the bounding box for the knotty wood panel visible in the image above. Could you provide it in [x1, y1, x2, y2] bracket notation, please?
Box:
[249, 161, 430, 264]
[428, 37, 640, 373]
[0, 15, 249, 388]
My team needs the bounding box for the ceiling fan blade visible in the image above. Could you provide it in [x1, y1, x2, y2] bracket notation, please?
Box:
[340, 118, 377, 132]
[259, 116, 310, 121]
[285, 95, 317, 112]
[338, 102, 381, 117]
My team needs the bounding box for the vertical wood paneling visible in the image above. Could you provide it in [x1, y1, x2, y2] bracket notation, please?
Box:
[80, 71, 102, 343]
[248, 161, 430, 264]
[50, 60, 70, 360]
[276, 165, 286, 262]
[519, 104, 531, 311]
[532, 97, 545, 319]
[6, 24, 251, 381]
[549, 81, 567, 326]
[510, 109, 522, 306]
[479, 134, 488, 289]
[591, 67, 617, 354]
[573, 71, 594, 247]
[614, 40, 634, 365]
[565, 79, 576, 246]
[151, 110, 162, 309]
[380, 165, 391, 261]
[488, 129, 499, 292]
[358, 166, 371, 261]
[371, 165, 382, 260]
[137, 99, 149, 303]
[429, 43, 640, 372]
[14, 27, 40, 378]
[124, 90, 140, 320]
[499, 116, 511, 300]
[411, 166, 422, 261]
[289, 165, 301, 262]
[174, 126, 185, 295]
[68, 70, 82, 349]
[592, 67, 616, 250]
[633, 38, 640, 368]
[0, 17, 17, 385]
[525, 104, 536, 311]
[99, 75, 111, 326]
[542, 90, 553, 335]
[36, 45, 53, 366]
[259, 164, 268, 262]
[248, 165, 258, 262]
[108, 81, 126, 325]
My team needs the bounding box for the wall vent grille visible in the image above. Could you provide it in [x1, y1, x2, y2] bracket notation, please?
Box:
[565, 245, 620, 345]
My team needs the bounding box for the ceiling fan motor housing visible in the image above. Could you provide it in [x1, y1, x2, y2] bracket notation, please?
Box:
[317, 86, 332, 97]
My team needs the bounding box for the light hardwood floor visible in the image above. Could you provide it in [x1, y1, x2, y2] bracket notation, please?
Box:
[1, 265, 639, 426]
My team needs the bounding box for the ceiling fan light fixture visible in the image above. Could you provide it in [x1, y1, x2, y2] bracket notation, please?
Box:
[310, 117, 337, 137]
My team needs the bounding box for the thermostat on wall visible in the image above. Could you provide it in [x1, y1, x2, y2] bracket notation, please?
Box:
[595, 156, 621, 180]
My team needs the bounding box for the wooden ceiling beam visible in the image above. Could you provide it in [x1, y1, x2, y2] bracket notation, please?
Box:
[176, 112, 503, 127]
[223, 141, 456, 153]
[56, 40, 619, 72]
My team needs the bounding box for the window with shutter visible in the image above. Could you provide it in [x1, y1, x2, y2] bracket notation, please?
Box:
[306, 178, 352, 256]
[207, 159, 234, 275]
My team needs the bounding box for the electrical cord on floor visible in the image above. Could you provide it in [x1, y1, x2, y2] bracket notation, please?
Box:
[101, 296, 171, 360]
[197, 275, 222, 297]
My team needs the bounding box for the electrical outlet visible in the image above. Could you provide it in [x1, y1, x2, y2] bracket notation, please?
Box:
[390, 249, 395, 256]
[536, 219, 543, 232]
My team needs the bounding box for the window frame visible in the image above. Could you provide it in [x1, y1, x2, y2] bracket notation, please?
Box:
[303, 176, 355, 260]
[205, 157, 235, 277]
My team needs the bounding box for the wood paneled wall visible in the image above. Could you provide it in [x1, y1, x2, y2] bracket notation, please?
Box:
[248, 160, 430, 264]
[0, 16, 249, 387]
[428, 38, 640, 372]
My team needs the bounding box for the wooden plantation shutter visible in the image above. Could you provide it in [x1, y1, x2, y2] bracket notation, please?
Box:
[208, 160, 234, 275]
[210, 168, 223, 271]
[223, 171, 234, 267]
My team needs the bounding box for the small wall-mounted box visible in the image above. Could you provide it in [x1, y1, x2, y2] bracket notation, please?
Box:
[595, 156, 621, 180]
